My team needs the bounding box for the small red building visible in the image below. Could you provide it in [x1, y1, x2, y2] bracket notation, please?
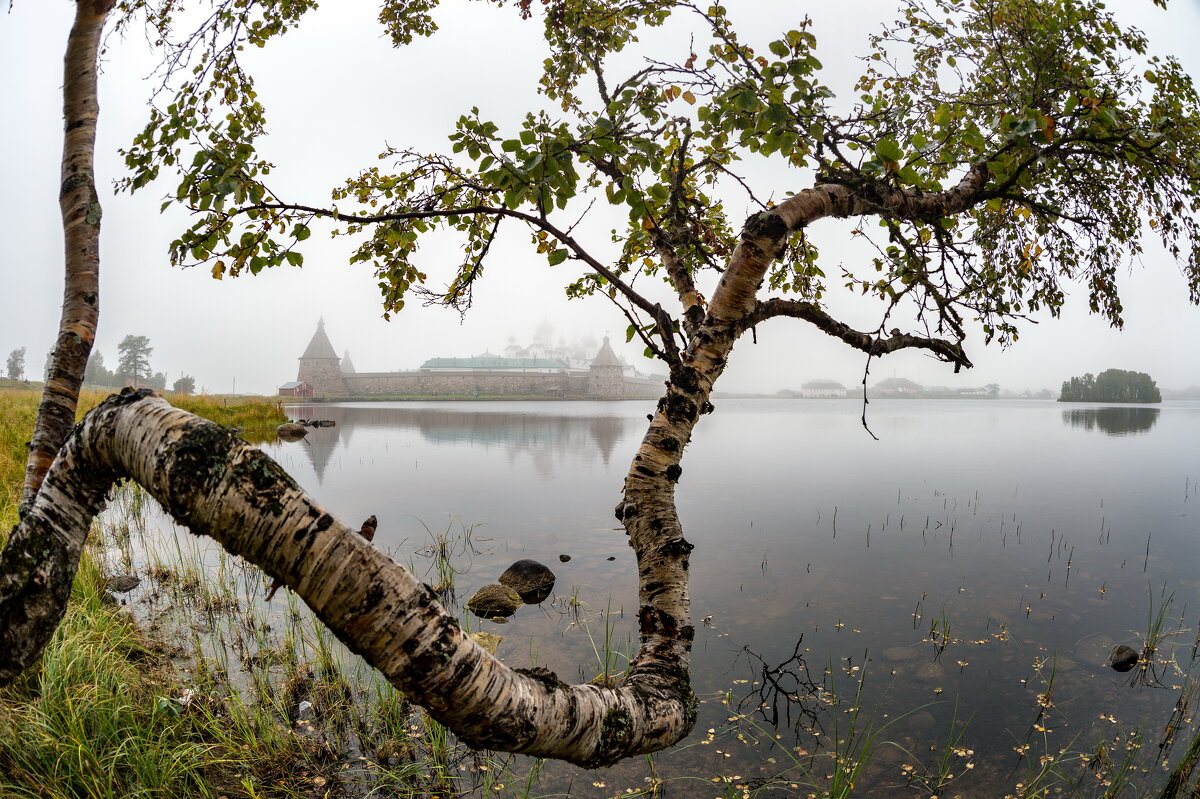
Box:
[277, 380, 314, 398]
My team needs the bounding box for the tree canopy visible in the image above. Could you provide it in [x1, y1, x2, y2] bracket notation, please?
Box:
[172, 374, 196, 394]
[115, 334, 153, 384]
[84, 350, 115, 386]
[120, 0, 1200, 362]
[1059, 367, 1162, 402]
[5, 348, 25, 382]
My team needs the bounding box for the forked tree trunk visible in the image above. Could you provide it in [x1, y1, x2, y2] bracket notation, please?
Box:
[22, 0, 114, 509]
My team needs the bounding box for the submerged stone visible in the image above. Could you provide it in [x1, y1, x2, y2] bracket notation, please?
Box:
[466, 584, 521, 618]
[470, 631, 505, 655]
[105, 574, 140, 593]
[914, 661, 945, 682]
[882, 646, 919, 662]
[1109, 644, 1140, 672]
[499, 559, 556, 603]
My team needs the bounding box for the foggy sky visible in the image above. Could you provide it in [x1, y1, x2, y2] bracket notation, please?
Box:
[3, 1, 1200, 396]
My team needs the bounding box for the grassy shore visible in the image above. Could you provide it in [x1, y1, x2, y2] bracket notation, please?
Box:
[0, 389, 285, 529]
[0, 390, 313, 797]
[0, 390, 541, 798]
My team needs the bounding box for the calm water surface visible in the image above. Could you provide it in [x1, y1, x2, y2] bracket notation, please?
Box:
[270, 398, 1200, 795]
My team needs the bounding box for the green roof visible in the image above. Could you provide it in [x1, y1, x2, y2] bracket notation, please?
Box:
[420, 356, 569, 370]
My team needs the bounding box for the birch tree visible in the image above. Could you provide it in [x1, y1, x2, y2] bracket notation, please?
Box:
[3, 0, 1199, 768]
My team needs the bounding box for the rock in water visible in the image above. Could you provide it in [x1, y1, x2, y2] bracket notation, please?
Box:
[469, 632, 504, 655]
[558, 554, 571, 563]
[277, 422, 308, 440]
[1109, 644, 1140, 672]
[499, 559, 556, 603]
[105, 574, 141, 593]
[466, 584, 522, 618]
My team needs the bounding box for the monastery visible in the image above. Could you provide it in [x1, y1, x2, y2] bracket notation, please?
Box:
[279, 320, 662, 400]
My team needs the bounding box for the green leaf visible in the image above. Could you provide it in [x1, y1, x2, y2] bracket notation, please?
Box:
[547, 249, 568, 266]
[874, 139, 903, 162]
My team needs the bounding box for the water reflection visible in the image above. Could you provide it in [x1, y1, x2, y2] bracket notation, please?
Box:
[285, 404, 630, 482]
[1062, 406, 1160, 435]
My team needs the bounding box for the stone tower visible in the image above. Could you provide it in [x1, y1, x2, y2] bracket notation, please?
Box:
[297, 319, 346, 397]
[587, 336, 625, 399]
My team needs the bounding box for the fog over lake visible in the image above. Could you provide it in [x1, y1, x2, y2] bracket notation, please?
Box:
[265, 397, 1200, 794]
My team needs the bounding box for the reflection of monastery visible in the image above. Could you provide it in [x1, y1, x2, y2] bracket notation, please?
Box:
[280, 320, 662, 399]
[278, 405, 630, 482]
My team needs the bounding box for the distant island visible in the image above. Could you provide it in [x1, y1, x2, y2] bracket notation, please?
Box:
[778, 378, 1006, 399]
[1058, 369, 1161, 403]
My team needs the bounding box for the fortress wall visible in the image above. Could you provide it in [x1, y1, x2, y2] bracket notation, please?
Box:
[295, 321, 664, 399]
[325, 370, 662, 399]
[340, 370, 583, 397]
[622, 376, 663, 399]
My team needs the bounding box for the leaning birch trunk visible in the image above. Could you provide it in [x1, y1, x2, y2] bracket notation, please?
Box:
[22, 0, 114, 508]
[0, 389, 701, 767]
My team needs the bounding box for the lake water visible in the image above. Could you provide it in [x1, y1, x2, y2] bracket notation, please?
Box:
[270, 398, 1200, 796]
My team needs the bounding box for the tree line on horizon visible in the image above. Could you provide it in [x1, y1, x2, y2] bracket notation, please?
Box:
[5, 335, 195, 395]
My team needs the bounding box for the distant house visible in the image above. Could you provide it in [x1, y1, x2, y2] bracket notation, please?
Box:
[278, 380, 314, 398]
[872, 376, 923, 396]
[799, 379, 848, 398]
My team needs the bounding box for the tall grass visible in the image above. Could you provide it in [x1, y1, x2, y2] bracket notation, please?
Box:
[0, 570, 212, 797]
[1, 389, 284, 531]
[0, 389, 45, 529]
[0, 389, 293, 797]
[172, 393, 287, 431]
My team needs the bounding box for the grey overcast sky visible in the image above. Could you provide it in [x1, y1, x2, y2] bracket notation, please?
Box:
[3, 1, 1200, 396]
